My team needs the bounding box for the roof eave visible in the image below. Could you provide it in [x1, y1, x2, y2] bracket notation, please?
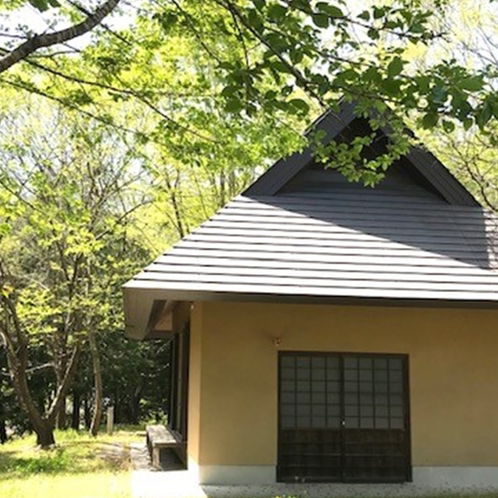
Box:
[124, 283, 498, 312]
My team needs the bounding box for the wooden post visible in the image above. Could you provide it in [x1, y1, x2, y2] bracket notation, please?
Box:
[106, 406, 114, 435]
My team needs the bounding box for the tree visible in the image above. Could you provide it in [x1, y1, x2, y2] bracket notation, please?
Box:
[1, 0, 497, 181]
[0, 92, 151, 446]
[402, 0, 498, 211]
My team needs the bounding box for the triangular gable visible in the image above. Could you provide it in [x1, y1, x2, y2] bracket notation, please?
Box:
[245, 101, 479, 207]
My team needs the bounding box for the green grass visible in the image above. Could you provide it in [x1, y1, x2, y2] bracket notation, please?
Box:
[0, 427, 142, 497]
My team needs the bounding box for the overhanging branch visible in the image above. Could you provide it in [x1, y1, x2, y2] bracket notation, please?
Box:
[0, 0, 120, 74]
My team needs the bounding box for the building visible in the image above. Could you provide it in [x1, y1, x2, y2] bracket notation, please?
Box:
[123, 101, 498, 489]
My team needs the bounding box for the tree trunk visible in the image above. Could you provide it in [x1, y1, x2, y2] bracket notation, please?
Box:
[71, 390, 80, 430]
[88, 330, 103, 437]
[114, 388, 119, 424]
[83, 396, 91, 429]
[2, 333, 80, 448]
[0, 415, 7, 444]
[1, 274, 81, 448]
[56, 395, 66, 429]
[35, 420, 55, 447]
[129, 380, 144, 425]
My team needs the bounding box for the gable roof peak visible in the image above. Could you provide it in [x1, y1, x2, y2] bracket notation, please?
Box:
[245, 101, 479, 207]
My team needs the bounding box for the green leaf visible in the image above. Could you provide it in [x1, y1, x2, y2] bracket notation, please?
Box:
[154, 11, 178, 33]
[220, 85, 237, 98]
[416, 75, 430, 93]
[266, 32, 288, 51]
[421, 112, 438, 129]
[477, 100, 493, 128]
[442, 120, 455, 133]
[270, 59, 293, 74]
[29, 0, 48, 10]
[380, 78, 401, 97]
[387, 57, 404, 78]
[316, 3, 344, 18]
[267, 3, 287, 21]
[289, 48, 304, 64]
[312, 13, 329, 28]
[28, 0, 60, 10]
[288, 98, 310, 114]
[225, 98, 242, 113]
[463, 117, 473, 130]
[367, 28, 380, 40]
[363, 66, 382, 84]
[490, 99, 498, 119]
[459, 76, 484, 92]
[373, 6, 385, 19]
[358, 10, 370, 21]
[432, 85, 448, 104]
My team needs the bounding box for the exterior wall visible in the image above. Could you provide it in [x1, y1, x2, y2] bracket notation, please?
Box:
[187, 302, 202, 468]
[187, 301, 498, 484]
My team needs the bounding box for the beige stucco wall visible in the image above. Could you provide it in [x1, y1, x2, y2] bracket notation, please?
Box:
[187, 301, 498, 468]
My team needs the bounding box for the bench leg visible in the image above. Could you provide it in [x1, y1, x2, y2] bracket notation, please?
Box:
[152, 447, 160, 469]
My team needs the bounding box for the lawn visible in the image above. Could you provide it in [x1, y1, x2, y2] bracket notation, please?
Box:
[0, 427, 143, 498]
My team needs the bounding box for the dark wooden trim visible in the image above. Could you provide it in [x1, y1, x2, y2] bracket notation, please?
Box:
[168, 335, 179, 431]
[404, 147, 478, 207]
[276, 352, 282, 483]
[244, 102, 357, 196]
[339, 353, 345, 482]
[143, 330, 174, 340]
[180, 322, 190, 440]
[404, 355, 412, 482]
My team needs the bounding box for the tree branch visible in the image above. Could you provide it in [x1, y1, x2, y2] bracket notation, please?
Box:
[0, 0, 120, 74]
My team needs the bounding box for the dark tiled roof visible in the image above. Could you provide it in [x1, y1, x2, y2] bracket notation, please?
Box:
[124, 103, 498, 312]
[126, 177, 498, 303]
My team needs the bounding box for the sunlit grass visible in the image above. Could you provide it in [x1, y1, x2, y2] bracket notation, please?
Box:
[0, 427, 141, 497]
[0, 471, 131, 498]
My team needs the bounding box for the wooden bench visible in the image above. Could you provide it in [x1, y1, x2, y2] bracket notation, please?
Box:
[146, 425, 183, 469]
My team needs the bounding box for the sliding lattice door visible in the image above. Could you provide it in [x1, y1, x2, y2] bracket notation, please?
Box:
[278, 352, 411, 483]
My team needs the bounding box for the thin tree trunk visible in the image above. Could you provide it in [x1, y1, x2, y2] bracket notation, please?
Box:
[83, 396, 91, 429]
[114, 388, 119, 424]
[1, 326, 80, 448]
[0, 389, 6, 443]
[56, 395, 67, 429]
[88, 330, 103, 436]
[0, 414, 7, 444]
[71, 390, 80, 430]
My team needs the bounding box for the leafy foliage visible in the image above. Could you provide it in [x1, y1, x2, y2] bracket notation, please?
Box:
[2, 0, 498, 183]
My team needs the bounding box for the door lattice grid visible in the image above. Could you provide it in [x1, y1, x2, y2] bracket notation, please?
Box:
[278, 352, 411, 483]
